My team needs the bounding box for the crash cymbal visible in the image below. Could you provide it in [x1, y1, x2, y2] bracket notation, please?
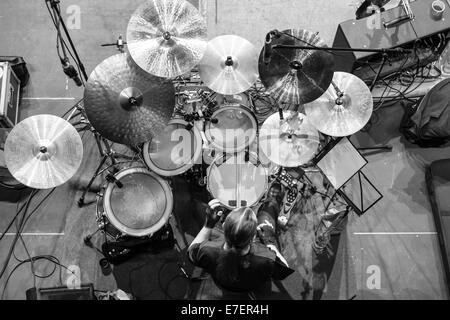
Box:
[84, 53, 175, 146]
[4, 115, 83, 189]
[127, 0, 207, 78]
[259, 111, 320, 167]
[198, 35, 259, 95]
[304, 72, 373, 137]
[258, 29, 335, 105]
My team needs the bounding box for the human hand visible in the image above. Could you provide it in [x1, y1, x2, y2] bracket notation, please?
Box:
[205, 200, 224, 228]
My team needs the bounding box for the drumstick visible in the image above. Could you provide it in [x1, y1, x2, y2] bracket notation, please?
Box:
[235, 155, 240, 208]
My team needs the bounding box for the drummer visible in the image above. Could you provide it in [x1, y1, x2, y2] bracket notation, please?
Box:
[187, 183, 294, 295]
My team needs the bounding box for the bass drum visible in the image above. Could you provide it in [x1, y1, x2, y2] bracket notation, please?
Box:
[207, 152, 268, 209]
[143, 119, 202, 177]
[97, 167, 173, 238]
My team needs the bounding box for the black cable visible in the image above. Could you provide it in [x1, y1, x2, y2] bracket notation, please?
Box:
[0, 188, 55, 282]
[1, 255, 73, 299]
[0, 190, 38, 243]
[0, 190, 35, 280]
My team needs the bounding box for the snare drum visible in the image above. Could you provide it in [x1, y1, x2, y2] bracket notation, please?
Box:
[204, 104, 258, 154]
[207, 152, 268, 209]
[96, 167, 173, 238]
[143, 119, 202, 177]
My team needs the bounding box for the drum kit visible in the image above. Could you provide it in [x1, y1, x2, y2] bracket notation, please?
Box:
[2, 0, 374, 242]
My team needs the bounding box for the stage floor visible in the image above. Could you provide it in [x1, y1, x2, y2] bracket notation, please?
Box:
[0, 0, 449, 300]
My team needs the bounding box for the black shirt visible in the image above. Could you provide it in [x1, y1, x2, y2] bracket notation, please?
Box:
[188, 236, 294, 292]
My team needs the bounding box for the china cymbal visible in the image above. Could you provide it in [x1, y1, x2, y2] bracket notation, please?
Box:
[198, 35, 259, 95]
[84, 53, 175, 146]
[259, 111, 320, 167]
[258, 29, 335, 105]
[127, 0, 207, 78]
[304, 72, 373, 137]
[4, 115, 83, 189]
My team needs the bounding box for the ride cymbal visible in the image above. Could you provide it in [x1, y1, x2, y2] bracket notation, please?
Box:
[259, 111, 320, 167]
[84, 53, 175, 146]
[4, 114, 83, 189]
[304, 72, 373, 137]
[198, 35, 259, 95]
[127, 0, 207, 78]
[258, 29, 335, 105]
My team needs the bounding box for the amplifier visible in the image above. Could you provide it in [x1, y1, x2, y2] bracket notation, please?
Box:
[0, 62, 21, 128]
[333, 0, 450, 83]
[26, 284, 96, 300]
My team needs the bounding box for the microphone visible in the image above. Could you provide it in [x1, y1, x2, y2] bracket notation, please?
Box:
[61, 58, 82, 87]
[263, 33, 274, 65]
[263, 30, 281, 65]
[106, 172, 123, 188]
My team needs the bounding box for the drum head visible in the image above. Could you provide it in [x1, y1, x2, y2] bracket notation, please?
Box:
[143, 119, 202, 177]
[207, 153, 268, 209]
[205, 105, 257, 153]
[104, 167, 173, 237]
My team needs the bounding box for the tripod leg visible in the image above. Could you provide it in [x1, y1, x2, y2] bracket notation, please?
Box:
[78, 154, 109, 207]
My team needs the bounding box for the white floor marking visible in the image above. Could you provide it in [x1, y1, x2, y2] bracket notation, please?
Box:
[0, 233, 65, 236]
[22, 98, 75, 100]
[354, 232, 437, 235]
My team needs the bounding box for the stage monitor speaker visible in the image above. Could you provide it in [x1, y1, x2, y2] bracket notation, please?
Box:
[333, 0, 450, 83]
[26, 284, 95, 300]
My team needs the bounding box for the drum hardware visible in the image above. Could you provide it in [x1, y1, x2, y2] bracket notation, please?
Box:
[126, 0, 207, 78]
[204, 104, 259, 154]
[142, 119, 203, 177]
[258, 29, 335, 105]
[77, 136, 137, 207]
[198, 35, 259, 95]
[259, 111, 320, 168]
[101, 35, 127, 53]
[304, 72, 374, 137]
[83, 53, 175, 147]
[207, 152, 269, 209]
[3, 114, 84, 189]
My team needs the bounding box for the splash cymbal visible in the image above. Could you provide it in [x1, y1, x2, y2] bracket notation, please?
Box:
[4, 114, 83, 189]
[304, 72, 373, 137]
[258, 29, 335, 105]
[84, 53, 175, 146]
[127, 0, 208, 78]
[198, 35, 259, 95]
[259, 111, 320, 167]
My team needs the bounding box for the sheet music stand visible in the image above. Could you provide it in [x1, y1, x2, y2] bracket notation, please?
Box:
[313, 137, 383, 216]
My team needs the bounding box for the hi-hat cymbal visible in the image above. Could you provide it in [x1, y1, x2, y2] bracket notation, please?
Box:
[84, 53, 175, 146]
[198, 35, 259, 95]
[304, 72, 373, 137]
[127, 0, 207, 78]
[259, 111, 320, 168]
[258, 29, 335, 105]
[4, 115, 83, 189]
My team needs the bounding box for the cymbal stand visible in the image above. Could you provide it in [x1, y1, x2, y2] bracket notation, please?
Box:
[101, 35, 127, 53]
[63, 101, 137, 207]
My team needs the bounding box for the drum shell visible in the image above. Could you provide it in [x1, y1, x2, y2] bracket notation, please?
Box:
[204, 104, 258, 154]
[96, 167, 173, 238]
[207, 152, 268, 209]
[143, 119, 202, 177]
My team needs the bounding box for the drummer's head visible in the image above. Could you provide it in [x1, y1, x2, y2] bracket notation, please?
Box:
[223, 207, 257, 251]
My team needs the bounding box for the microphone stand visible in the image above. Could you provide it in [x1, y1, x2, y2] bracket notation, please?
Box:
[272, 44, 412, 91]
[45, 0, 136, 207]
[46, 0, 88, 82]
